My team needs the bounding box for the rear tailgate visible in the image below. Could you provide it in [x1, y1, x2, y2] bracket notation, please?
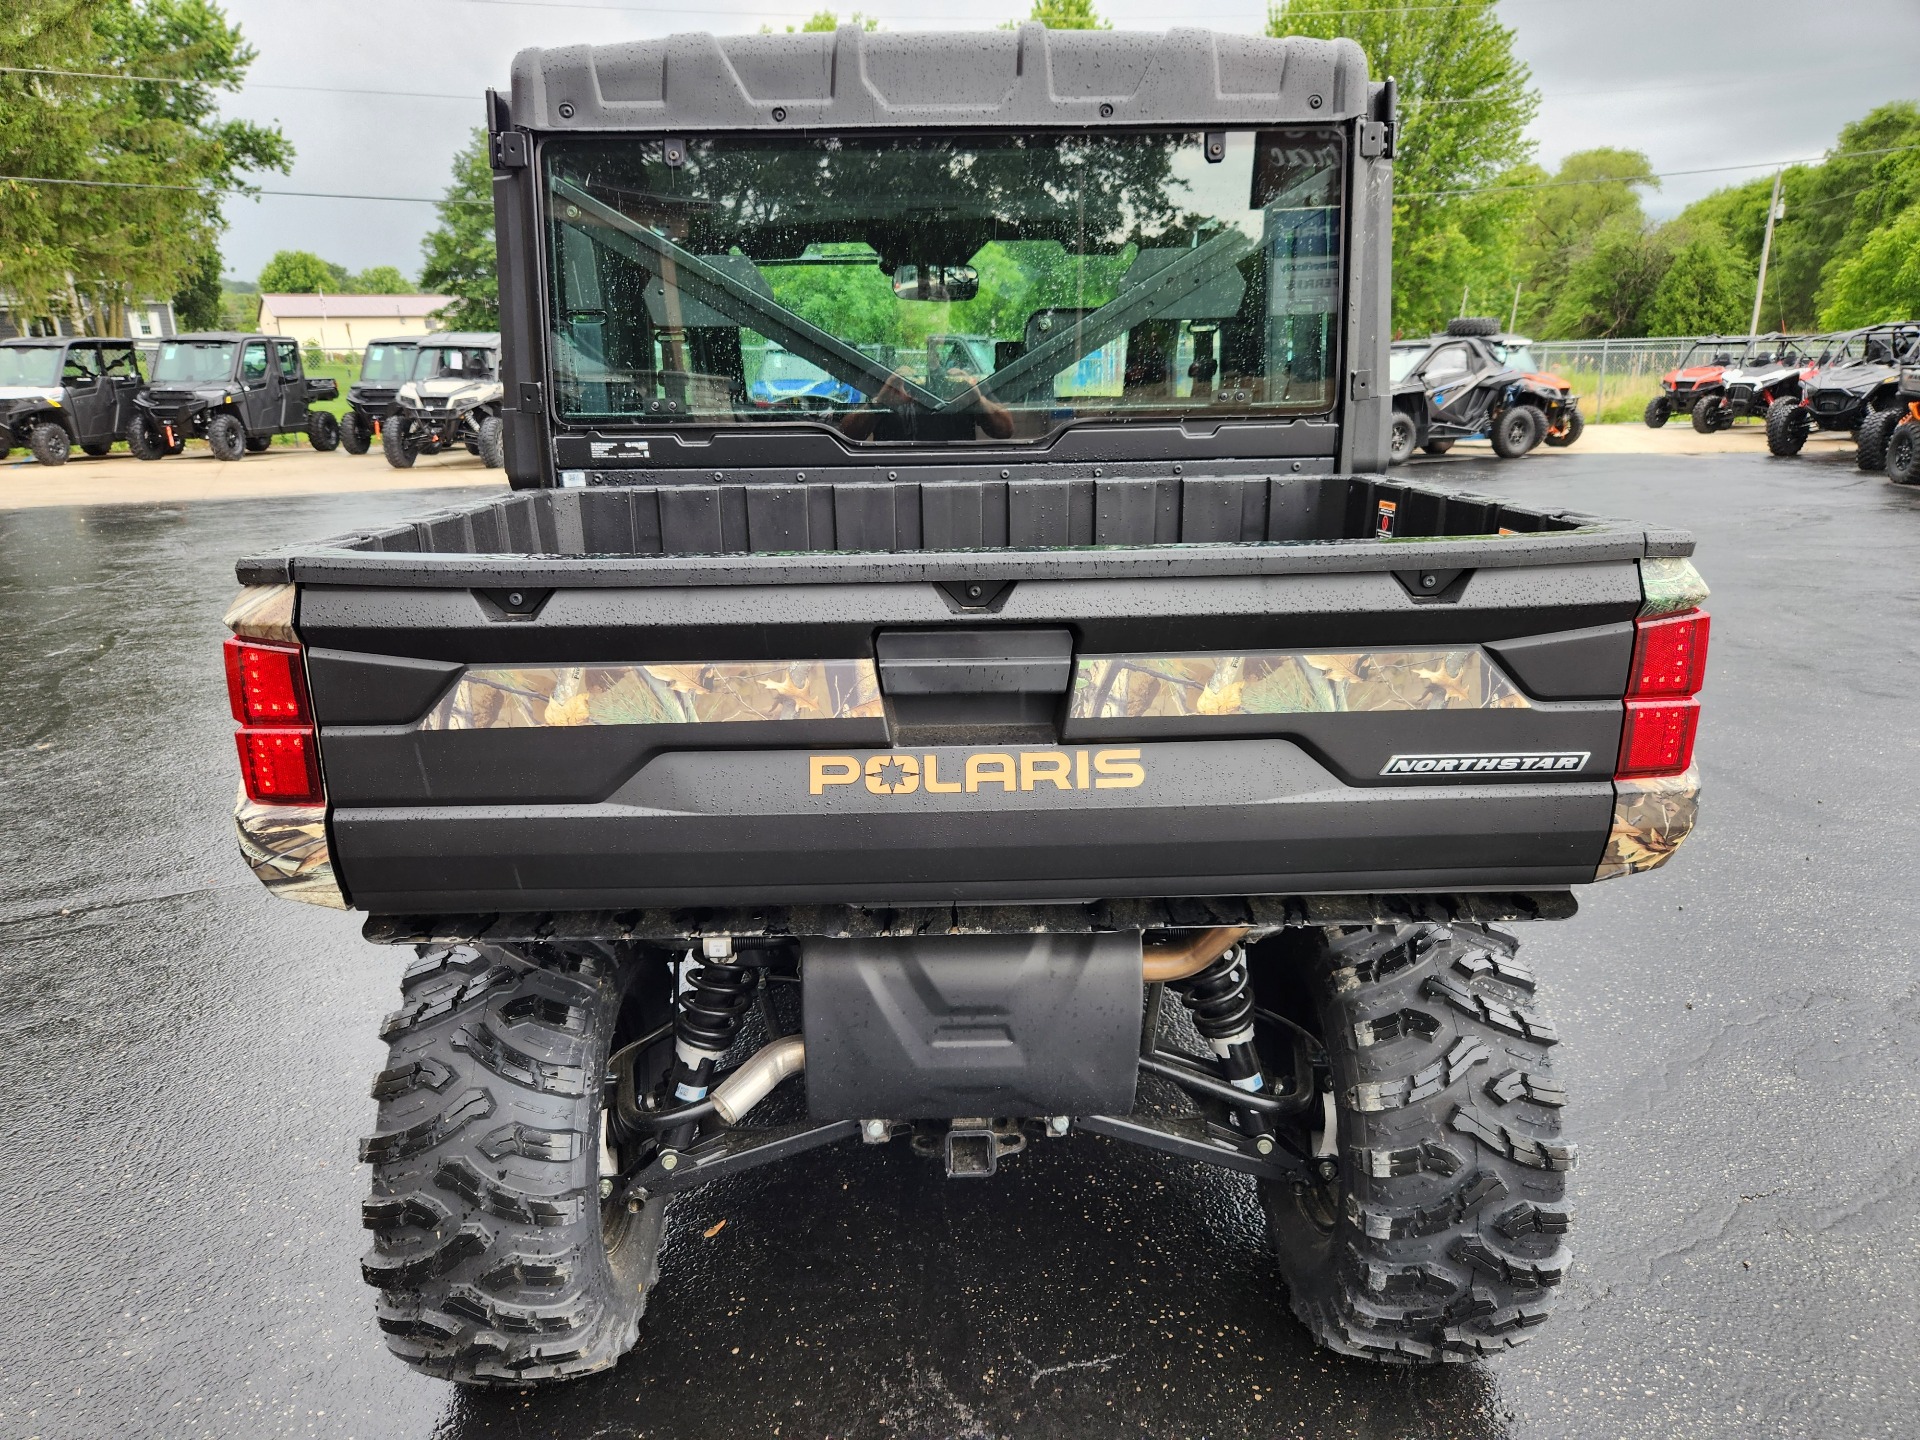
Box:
[239, 476, 1695, 913]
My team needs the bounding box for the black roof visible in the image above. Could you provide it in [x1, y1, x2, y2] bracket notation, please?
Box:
[506, 25, 1372, 134]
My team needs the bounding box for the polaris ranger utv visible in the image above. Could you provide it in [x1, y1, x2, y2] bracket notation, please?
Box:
[131, 333, 340, 460]
[223, 25, 1708, 1386]
[0, 336, 146, 465]
[338, 336, 420, 454]
[1386, 320, 1581, 464]
[380, 332, 506, 469]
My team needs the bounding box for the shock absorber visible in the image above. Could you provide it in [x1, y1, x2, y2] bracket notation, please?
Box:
[1171, 944, 1271, 1139]
[663, 935, 755, 1149]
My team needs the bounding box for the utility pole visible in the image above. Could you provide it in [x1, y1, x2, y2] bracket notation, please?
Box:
[1459, 284, 1470, 318]
[1749, 169, 1784, 342]
[1508, 280, 1522, 334]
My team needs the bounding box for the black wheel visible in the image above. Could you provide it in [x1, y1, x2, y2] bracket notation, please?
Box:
[478, 415, 506, 469]
[1690, 395, 1727, 434]
[245, 434, 273, 453]
[383, 415, 420, 469]
[27, 421, 70, 466]
[361, 942, 670, 1387]
[1543, 406, 1583, 448]
[1388, 409, 1418, 466]
[1422, 439, 1454, 455]
[206, 413, 246, 461]
[1258, 923, 1571, 1362]
[1490, 405, 1544, 459]
[1856, 408, 1899, 471]
[1765, 398, 1810, 457]
[1643, 395, 1671, 429]
[340, 410, 372, 455]
[126, 415, 168, 461]
[308, 409, 341, 453]
[1886, 419, 1920, 485]
[81, 440, 113, 457]
[1445, 317, 1501, 338]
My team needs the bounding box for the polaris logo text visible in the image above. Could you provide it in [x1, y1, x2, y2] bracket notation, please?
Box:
[810, 749, 1145, 796]
[1382, 751, 1590, 776]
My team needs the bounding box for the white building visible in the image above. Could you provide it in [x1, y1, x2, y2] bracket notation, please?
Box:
[256, 293, 453, 352]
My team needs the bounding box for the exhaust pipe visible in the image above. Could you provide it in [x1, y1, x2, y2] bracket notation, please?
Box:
[710, 1034, 805, 1124]
[1141, 926, 1250, 983]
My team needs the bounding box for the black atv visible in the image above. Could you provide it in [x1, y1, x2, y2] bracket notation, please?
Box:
[337, 336, 419, 455]
[0, 337, 146, 465]
[1884, 363, 1920, 486]
[1387, 318, 1581, 465]
[1768, 322, 1920, 466]
[1690, 334, 1819, 433]
[129, 333, 341, 462]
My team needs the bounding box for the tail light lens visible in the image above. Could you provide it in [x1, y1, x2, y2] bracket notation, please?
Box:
[236, 728, 323, 803]
[1618, 700, 1700, 779]
[1629, 611, 1710, 697]
[1618, 605, 1709, 778]
[225, 636, 324, 805]
[224, 637, 309, 723]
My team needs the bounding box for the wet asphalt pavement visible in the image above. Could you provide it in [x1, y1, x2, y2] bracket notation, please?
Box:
[3, 448, 1918, 1440]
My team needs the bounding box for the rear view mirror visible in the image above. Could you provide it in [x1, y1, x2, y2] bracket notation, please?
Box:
[892, 264, 979, 303]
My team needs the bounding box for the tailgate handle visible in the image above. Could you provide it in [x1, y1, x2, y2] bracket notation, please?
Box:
[876, 628, 1072, 696]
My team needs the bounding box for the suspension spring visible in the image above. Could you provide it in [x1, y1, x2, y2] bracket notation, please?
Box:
[1171, 945, 1270, 1137]
[661, 937, 755, 1149]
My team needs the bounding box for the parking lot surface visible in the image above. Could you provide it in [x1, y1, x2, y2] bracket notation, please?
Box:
[3, 449, 1917, 1439]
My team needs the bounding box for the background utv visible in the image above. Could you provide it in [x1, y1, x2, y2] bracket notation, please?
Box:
[131, 333, 340, 461]
[222, 25, 1708, 1388]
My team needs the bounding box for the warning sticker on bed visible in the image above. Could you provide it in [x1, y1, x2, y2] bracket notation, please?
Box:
[590, 439, 651, 459]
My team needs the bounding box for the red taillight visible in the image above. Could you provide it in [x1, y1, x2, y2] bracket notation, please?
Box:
[1618, 700, 1700, 778]
[1629, 610, 1710, 697]
[236, 728, 323, 803]
[224, 636, 310, 723]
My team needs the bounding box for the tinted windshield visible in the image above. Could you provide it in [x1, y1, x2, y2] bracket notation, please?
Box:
[361, 343, 416, 383]
[414, 346, 494, 380]
[152, 341, 235, 384]
[1488, 340, 1539, 372]
[1389, 346, 1427, 383]
[0, 347, 61, 388]
[544, 129, 1345, 444]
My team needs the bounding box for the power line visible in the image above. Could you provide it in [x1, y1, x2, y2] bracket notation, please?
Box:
[1400, 142, 1920, 200]
[1, 64, 480, 100]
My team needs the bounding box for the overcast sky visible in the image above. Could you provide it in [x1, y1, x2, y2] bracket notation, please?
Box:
[213, 0, 1920, 284]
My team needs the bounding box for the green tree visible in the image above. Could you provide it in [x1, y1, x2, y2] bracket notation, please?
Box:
[1514, 148, 1656, 330]
[349, 264, 413, 294]
[1544, 218, 1671, 339]
[1024, 0, 1110, 27]
[418, 128, 497, 329]
[1269, 0, 1538, 336]
[0, 0, 290, 332]
[1642, 223, 1752, 336]
[1819, 202, 1920, 327]
[768, 10, 878, 32]
[171, 249, 223, 329]
[258, 249, 348, 292]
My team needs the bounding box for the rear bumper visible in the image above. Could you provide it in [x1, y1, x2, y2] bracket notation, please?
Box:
[328, 738, 1615, 911]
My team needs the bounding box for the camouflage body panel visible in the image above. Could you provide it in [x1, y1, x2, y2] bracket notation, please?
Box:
[1595, 764, 1700, 881]
[1068, 649, 1530, 720]
[235, 791, 347, 908]
[224, 584, 297, 643]
[1639, 558, 1709, 617]
[419, 659, 884, 730]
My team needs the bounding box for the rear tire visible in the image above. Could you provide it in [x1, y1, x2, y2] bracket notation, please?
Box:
[1886, 419, 1920, 485]
[1260, 923, 1572, 1362]
[361, 942, 668, 1387]
[206, 414, 246, 462]
[1643, 396, 1671, 429]
[1543, 406, 1583, 448]
[383, 415, 419, 469]
[1856, 408, 1899, 471]
[308, 409, 341, 452]
[28, 422, 70, 466]
[478, 415, 506, 469]
[1388, 410, 1417, 466]
[1765, 398, 1810, 457]
[1490, 405, 1543, 459]
[340, 410, 372, 455]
